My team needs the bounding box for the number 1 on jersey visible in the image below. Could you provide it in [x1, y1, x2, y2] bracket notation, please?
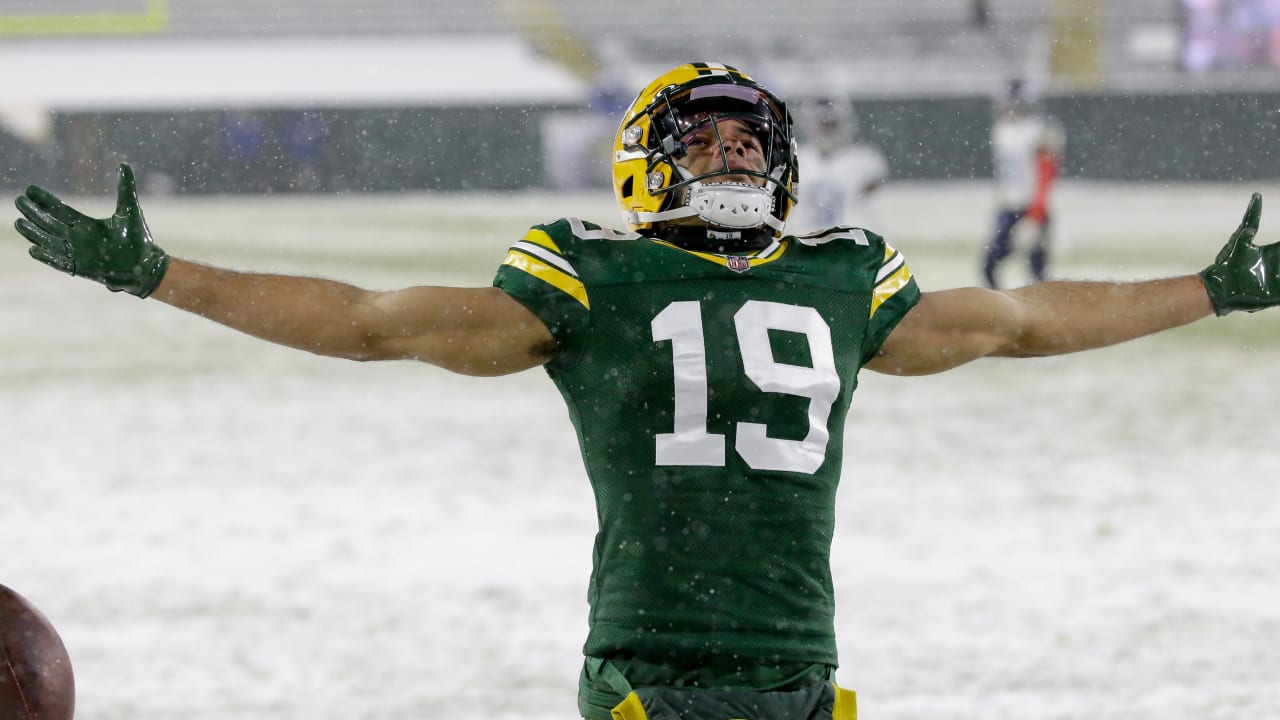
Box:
[652, 301, 726, 466]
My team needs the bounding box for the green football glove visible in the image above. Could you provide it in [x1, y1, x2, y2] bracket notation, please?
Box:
[1198, 193, 1279, 316]
[14, 163, 170, 298]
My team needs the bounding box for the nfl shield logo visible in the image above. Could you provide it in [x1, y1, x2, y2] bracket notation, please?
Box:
[726, 256, 751, 273]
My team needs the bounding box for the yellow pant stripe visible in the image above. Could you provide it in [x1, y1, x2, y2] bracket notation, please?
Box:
[610, 691, 649, 720]
[832, 683, 858, 720]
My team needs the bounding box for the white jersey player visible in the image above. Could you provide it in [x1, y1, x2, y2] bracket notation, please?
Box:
[791, 97, 889, 235]
[983, 79, 1066, 289]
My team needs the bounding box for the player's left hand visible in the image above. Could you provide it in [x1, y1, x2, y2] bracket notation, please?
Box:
[14, 163, 169, 298]
[1199, 193, 1277, 316]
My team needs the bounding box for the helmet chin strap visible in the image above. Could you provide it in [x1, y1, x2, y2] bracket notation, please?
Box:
[630, 180, 785, 233]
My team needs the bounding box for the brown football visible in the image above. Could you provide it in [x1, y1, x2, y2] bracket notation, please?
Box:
[0, 584, 75, 720]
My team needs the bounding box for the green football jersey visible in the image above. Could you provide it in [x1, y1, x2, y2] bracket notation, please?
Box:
[493, 218, 919, 685]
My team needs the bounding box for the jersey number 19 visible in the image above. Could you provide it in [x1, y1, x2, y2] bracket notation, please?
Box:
[651, 300, 840, 474]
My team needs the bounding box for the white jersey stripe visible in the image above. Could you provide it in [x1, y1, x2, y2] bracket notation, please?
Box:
[795, 228, 870, 247]
[875, 251, 906, 284]
[513, 241, 578, 277]
[567, 218, 641, 241]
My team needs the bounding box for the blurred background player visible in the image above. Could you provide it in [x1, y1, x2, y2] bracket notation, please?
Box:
[981, 78, 1066, 289]
[790, 95, 889, 235]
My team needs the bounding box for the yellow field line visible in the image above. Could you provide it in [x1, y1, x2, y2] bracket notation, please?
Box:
[0, 0, 168, 35]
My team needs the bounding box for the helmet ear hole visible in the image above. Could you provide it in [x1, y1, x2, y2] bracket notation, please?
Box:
[620, 176, 634, 199]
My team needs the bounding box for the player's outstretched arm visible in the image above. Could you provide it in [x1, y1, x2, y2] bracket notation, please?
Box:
[13, 163, 556, 377]
[152, 260, 556, 375]
[867, 194, 1268, 376]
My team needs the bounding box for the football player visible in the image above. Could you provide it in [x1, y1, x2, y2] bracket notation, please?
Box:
[789, 95, 889, 235]
[12, 62, 1278, 720]
[982, 78, 1067, 289]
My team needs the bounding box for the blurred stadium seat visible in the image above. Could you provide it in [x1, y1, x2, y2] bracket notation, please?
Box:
[1, 0, 1277, 193]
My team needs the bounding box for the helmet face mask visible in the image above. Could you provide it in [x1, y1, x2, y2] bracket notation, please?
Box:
[613, 63, 798, 236]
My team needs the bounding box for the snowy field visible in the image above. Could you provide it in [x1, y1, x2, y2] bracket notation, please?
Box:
[3, 180, 1280, 720]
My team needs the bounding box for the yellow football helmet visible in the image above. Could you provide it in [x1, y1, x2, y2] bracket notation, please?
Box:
[612, 62, 798, 236]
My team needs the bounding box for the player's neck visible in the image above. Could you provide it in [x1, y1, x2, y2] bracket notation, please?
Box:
[656, 225, 774, 253]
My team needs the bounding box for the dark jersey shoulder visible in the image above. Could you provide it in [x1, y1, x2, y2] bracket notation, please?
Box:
[493, 219, 920, 369]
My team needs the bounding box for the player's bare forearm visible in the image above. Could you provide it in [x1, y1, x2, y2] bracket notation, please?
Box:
[152, 258, 555, 375]
[869, 276, 1213, 376]
[152, 258, 384, 358]
[999, 275, 1213, 357]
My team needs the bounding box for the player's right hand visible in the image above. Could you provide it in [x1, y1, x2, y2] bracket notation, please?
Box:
[14, 163, 170, 298]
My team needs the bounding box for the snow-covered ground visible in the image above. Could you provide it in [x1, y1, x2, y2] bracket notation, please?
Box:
[3, 181, 1279, 720]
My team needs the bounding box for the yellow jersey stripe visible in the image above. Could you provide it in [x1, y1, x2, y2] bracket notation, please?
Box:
[651, 239, 790, 268]
[870, 262, 913, 318]
[501, 250, 590, 309]
[754, 240, 788, 263]
[521, 228, 563, 253]
[875, 246, 906, 283]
